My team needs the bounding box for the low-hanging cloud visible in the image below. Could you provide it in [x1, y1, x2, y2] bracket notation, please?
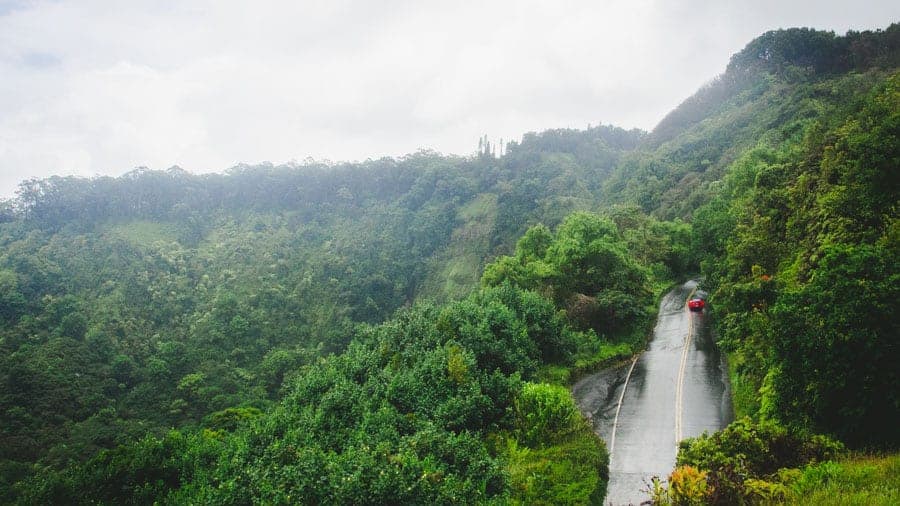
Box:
[0, 0, 897, 197]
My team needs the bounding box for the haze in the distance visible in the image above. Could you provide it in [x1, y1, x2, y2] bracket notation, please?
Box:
[1, 0, 897, 198]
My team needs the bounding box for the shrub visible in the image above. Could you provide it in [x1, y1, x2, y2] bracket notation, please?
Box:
[513, 383, 581, 448]
[676, 418, 845, 504]
[668, 465, 710, 505]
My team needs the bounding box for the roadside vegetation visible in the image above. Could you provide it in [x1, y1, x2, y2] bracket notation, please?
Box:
[650, 419, 899, 505]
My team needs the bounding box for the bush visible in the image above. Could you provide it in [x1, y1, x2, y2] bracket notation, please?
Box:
[513, 383, 581, 448]
[676, 417, 845, 504]
[668, 465, 710, 505]
[506, 381, 609, 505]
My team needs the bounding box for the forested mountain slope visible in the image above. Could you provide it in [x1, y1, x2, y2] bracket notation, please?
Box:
[634, 25, 899, 448]
[0, 24, 897, 504]
[632, 25, 899, 504]
[604, 25, 900, 220]
[0, 125, 652, 499]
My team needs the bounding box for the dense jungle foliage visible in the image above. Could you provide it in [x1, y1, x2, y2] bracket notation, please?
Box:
[1, 24, 898, 504]
[642, 25, 899, 505]
[1, 120, 670, 502]
[682, 30, 899, 449]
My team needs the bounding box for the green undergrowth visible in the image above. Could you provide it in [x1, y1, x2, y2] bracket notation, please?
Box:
[659, 417, 868, 504]
[782, 453, 900, 505]
[500, 382, 609, 505]
[724, 352, 760, 420]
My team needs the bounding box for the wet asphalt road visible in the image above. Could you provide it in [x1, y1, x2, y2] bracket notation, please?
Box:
[572, 281, 733, 505]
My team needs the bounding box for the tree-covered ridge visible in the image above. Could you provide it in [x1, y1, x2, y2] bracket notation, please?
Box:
[606, 24, 900, 220]
[648, 24, 900, 148]
[7, 123, 645, 231]
[0, 124, 645, 493]
[695, 71, 899, 448]
[16, 261, 639, 504]
[3, 188, 681, 503]
[0, 121, 655, 500]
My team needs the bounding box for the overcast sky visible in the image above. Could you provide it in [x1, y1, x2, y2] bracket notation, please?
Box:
[0, 1, 897, 198]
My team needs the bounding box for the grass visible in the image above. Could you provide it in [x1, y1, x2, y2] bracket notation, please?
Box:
[420, 193, 498, 302]
[501, 391, 609, 506]
[781, 453, 900, 505]
[440, 254, 480, 300]
[535, 342, 633, 386]
[457, 192, 498, 222]
[105, 221, 181, 248]
[725, 353, 760, 420]
[570, 342, 635, 379]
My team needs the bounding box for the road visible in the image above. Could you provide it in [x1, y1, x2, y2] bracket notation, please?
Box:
[572, 280, 733, 505]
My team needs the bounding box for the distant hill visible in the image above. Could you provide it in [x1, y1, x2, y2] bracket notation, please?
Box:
[604, 23, 900, 219]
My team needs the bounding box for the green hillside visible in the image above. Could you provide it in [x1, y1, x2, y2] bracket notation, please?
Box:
[628, 25, 900, 504]
[1, 24, 898, 504]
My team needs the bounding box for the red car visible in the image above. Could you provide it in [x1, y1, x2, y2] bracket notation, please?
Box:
[688, 290, 707, 311]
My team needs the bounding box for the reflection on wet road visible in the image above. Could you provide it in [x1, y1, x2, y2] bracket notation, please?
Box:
[572, 281, 733, 505]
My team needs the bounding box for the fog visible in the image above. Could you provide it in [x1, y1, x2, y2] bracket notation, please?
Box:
[1, 0, 897, 197]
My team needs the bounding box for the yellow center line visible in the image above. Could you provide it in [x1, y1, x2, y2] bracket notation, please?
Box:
[676, 287, 697, 445]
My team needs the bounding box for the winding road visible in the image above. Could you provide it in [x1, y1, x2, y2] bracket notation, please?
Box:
[572, 280, 733, 505]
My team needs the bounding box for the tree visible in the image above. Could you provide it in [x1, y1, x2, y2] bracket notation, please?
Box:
[770, 244, 899, 447]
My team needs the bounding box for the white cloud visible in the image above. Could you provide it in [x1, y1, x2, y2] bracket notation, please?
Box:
[0, 0, 898, 197]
